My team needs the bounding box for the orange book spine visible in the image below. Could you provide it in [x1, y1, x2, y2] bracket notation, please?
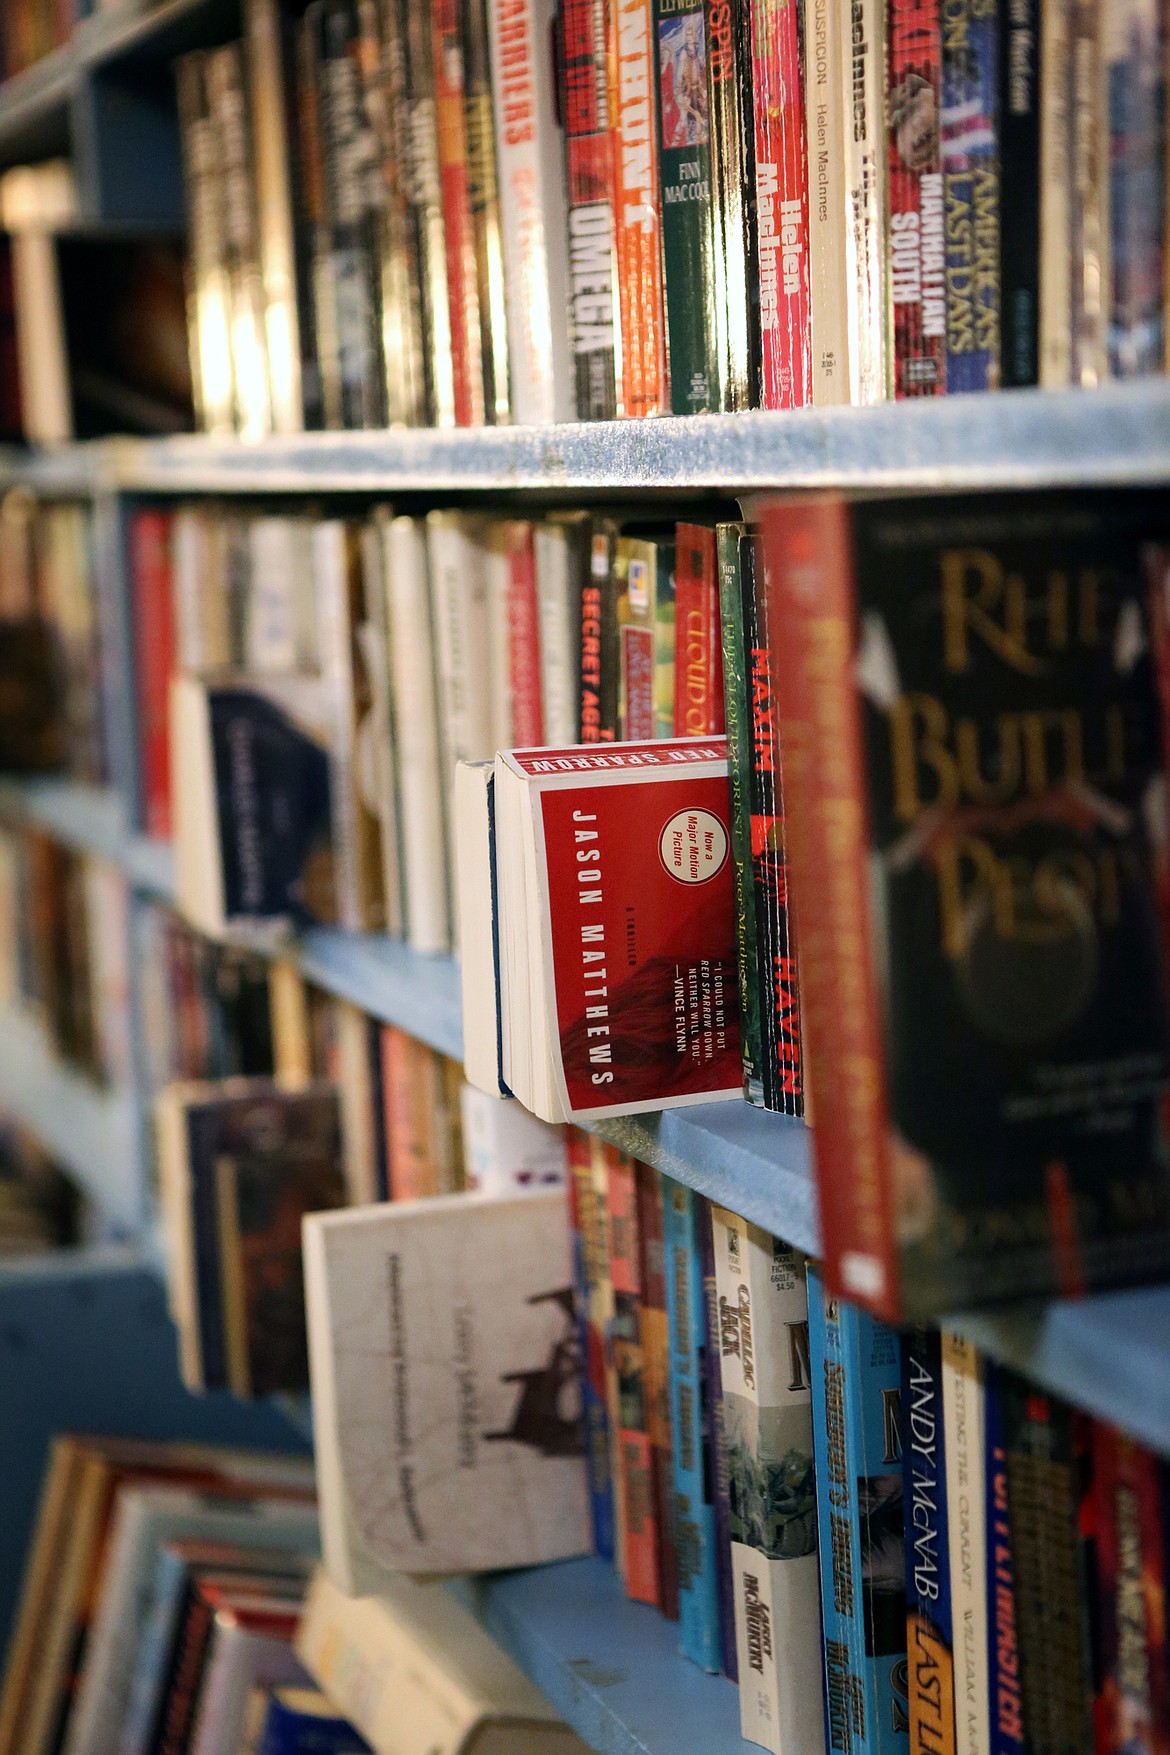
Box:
[381, 1025, 441, 1200]
[609, 0, 667, 415]
[760, 497, 900, 1318]
[606, 1147, 660, 1606]
[432, 0, 486, 425]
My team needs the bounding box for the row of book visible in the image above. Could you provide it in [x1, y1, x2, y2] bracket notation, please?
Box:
[0, 827, 131, 1090]
[135, 501, 724, 956]
[0, 1430, 585, 1755]
[460, 485, 1170, 1320]
[0, 495, 104, 780]
[176, 0, 1168, 441]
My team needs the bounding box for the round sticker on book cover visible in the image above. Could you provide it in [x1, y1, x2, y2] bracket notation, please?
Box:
[659, 808, 728, 883]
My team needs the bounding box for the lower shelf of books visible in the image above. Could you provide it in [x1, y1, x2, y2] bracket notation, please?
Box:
[456, 1557, 744, 1755]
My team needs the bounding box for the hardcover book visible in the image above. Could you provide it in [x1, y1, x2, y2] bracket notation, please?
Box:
[764, 490, 1170, 1318]
[712, 1208, 823, 1755]
[303, 1188, 592, 1587]
[808, 1264, 909, 1755]
[459, 739, 742, 1122]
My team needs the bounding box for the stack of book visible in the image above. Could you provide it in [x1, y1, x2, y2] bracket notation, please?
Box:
[174, 0, 1168, 434]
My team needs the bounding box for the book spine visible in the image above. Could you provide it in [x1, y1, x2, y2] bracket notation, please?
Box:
[698, 1193, 737, 1679]
[579, 522, 621, 741]
[567, 1128, 617, 1561]
[130, 510, 175, 842]
[809, 1266, 910, 1755]
[886, 0, 946, 396]
[998, 0, 1041, 386]
[533, 521, 581, 744]
[751, 0, 811, 408]
[638, 1164, 680, 1618]
[591, 1138, 627, 1579]
[902, 1327, 956, 1755]
[743, 532, 803, 1118]
[1038, 0, 1072, 386]
[999, 1375, 1095, 1755]
[1091, 1419, 1170, 1755]
[761, 497, 899, 1317]
[610, 0, 668, 414]
[844, 0, 888, 401]
[245, 0, 305, 432]
[716, 521, 763, 1104]
[654, 539, 677, 736]
[505, 520, 544, 744]
[804, 0, 851, 402]
[560, 0, 621, 417]
[486, 0, 574, 422]
[940, 1334, 988, 1755]
[295, 8, 340, 426]
[706, 0, 758, 408]
[460, 0, 511, 420]
[1067, 0, 1106, 387]
[941, 0, 1000, 391]
[1104, 0, 1164, 378]
[607, 1150, 660, 1606]
[662, 1176, 722, 1670]
[652, 0, 719, 412]
[315, 0, 387, 429]
[715, 1210, 822, 1755]
[982, 1361, 1026, 1755]
[209, 41, 274, 438]
[673, 523, 724, 736]
[618, 540, 657, 741]
[397, 0, 458, 426]
[177, 53, 237, 436]
[432, 0, 487, 424]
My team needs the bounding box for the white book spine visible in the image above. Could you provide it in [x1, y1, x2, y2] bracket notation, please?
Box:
[171, 509, 210, 675]
[941, 1332, 990, 1755]
[804, 0, 852, 405]
[312, 521, 363, 933]
[247, 519, 301, 673]
[712, 1209, 825, 1755]
[427, 514, 495, 945]
[12, 232, 70, 443]
[843, 0, 888, 402]
[335, 1000, 379, 1205]
[1039, 0, 1073, 386]
[384, 517, 450, 954]
[81, 859, 133, 1091]
[486, 0, 574, 423]
[533, 525, 578, 745]
[483, 531, 515, 753]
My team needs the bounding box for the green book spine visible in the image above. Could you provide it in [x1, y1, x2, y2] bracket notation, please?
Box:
[652, 0, 719, 413]
[716, 522, 762, 1102]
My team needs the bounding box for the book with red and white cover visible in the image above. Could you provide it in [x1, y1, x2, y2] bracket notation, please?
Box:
[459, 738, 741, 1122]
[750, 0, 810, 408]
[486, 0, 574, 422]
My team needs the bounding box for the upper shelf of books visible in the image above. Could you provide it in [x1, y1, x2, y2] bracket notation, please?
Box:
[4, 378, 1170, 497]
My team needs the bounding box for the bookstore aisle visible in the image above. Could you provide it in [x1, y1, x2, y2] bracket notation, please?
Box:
[2, 0, 1170, 1748]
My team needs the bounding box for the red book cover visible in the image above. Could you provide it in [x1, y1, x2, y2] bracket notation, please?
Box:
[609, 0, 668, 415]
[130, 508, 176, 840]
[636, 1159, 680, 1618]
[506, 738, 742, 1116]
[433, 0, 486, 425]
[750, 0, 810, 407]
[607, 1146, 659, 1606]
[506, 520, 545, 745]
[673, 524, 725, 736]
[886, 0, 946, 396]
[1091, 1421, 1170, 1755]
[760, 498, 899, 1313]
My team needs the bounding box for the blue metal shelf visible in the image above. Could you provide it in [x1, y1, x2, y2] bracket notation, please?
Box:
[0, 1007, 143, 1231]
[460, 1558, 743, 1755]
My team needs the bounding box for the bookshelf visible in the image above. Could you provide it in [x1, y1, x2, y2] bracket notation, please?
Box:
[0, 5, 1165, 1727]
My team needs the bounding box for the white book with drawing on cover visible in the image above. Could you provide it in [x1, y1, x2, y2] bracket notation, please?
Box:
[302, 1188, 591, 1592]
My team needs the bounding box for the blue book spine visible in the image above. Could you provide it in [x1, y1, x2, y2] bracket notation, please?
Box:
[901, 1327, 955, 1755]
[698, 1193, 737, 1679]
[567, 1141, 616, 1562]
[809, 1265, 910, 1755]
[941, 0, 1000, 391]
[119, 1547, 188, 1755]
[662, 1178, 721, 1672]
[258, 1693, 372, 1754]
[983, 1359, 1027, 1755]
